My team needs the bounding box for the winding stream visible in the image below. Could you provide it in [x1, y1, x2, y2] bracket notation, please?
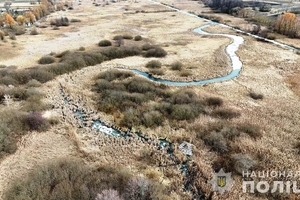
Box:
[131, 0, 300, 86]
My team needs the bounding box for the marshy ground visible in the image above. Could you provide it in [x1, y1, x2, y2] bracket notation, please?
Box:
[0, 0, 300, 199]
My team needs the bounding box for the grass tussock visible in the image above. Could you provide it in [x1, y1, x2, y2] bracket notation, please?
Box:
[171, 61, 183, 71]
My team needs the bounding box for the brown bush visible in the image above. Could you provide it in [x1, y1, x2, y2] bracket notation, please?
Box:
[25, 111, 49, 131]
[203, 132, 228, 153]
[134, 35, 142, 41]
[171, 61, 182, 71]
[145, 60, 162, 68]
[98, 39, 112, 47]
[205, 97, 223, 107]
[38, 56, 56, 64]
[144, 47, 167, 58]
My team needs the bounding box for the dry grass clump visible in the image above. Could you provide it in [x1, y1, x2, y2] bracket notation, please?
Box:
[205, 97, 223, 107]
[249, 91, 264, 100]
[30, 27, 38, 35]
[238, 122, 262, 139]
[211, 108, 241, 119]
[203, 132, 228, 153]
[4, 158, 168, 200]
[38, 55, 56, 64]
[98, 39, 112, 47]
[149, 69, 164, 75]
[171, 61, 183, 71]
[145, 60, 162, 68]
[180, 70, 192, 77]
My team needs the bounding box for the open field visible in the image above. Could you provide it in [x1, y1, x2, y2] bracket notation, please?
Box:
[1, 0, 300, 199]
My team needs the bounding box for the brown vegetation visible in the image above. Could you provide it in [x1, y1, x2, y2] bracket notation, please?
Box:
[4, 158, 169, 200]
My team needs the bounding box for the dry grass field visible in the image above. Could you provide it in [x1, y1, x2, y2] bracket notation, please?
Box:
[1, 0, 300, 199]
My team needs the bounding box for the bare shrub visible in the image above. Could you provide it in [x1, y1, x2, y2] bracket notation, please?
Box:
[203, 132, 228, 153]
[144, 47, 167, 58]
[171, 61, 182, 71]
[134, 35, 142, 41]
[142, 111, 164, 128]
[123, 177, 151, 200]
[79, 46, 85, 51]
[142, 43, 154, 51]
[38, 56, 55, 64]
[145, 60, 161, 68]
[98, 40, 112, 47]
[205, 97, 223, 107]
[171, 104, 195, 120]
[113, 35, 123, 40]
[29, 69, 55, 83]
[25, 112, 49, 131]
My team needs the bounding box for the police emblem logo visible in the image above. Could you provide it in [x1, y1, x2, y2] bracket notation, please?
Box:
[217, 176, 226, 187]
[209, 169, 234, 194]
